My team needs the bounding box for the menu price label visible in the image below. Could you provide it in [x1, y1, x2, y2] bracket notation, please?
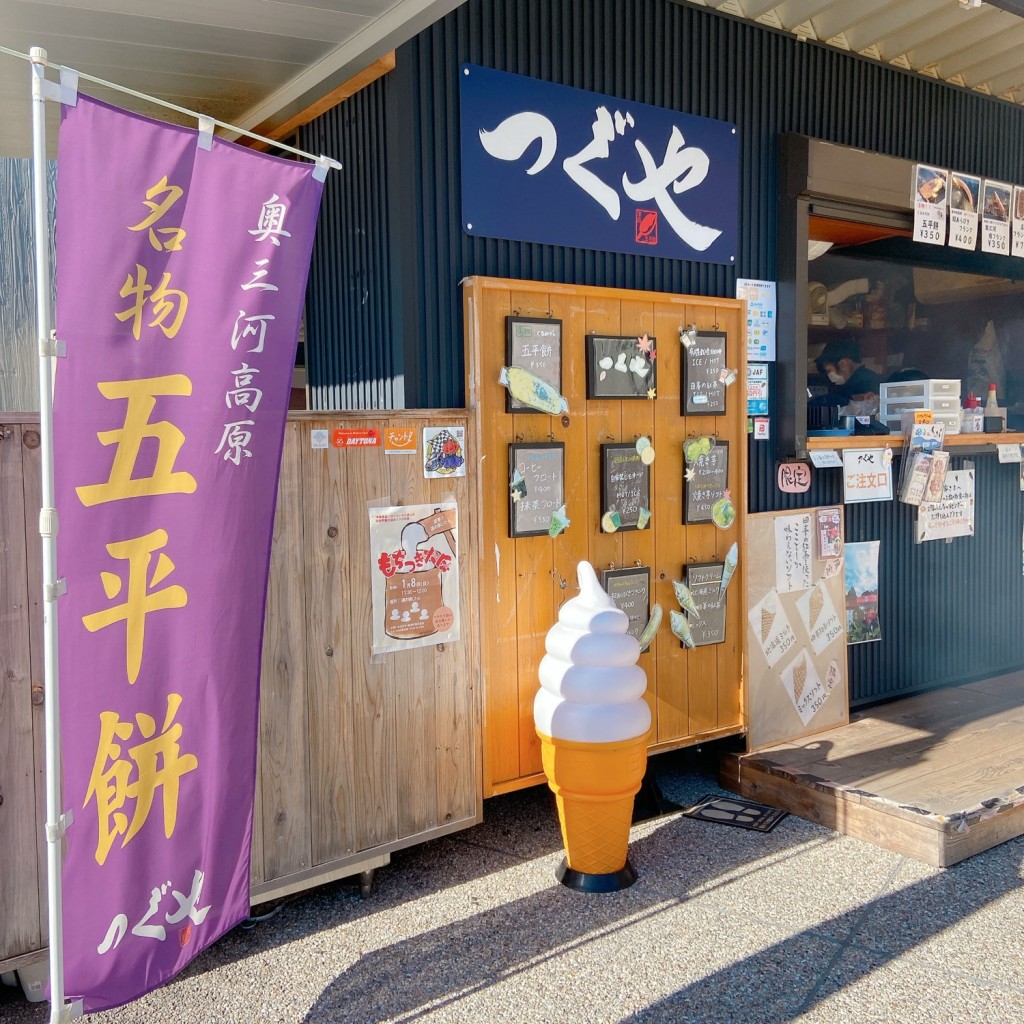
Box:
[682, 331, 728, 415]
[685, 562, 727, 646]
[685, 440, 729, 524]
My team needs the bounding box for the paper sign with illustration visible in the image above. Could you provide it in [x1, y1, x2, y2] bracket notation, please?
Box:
[748, 590, 797, 668]
[796, 581, 843, 655]
[775, 513, 812, 594]
[423, 426, 466, 477]
[370, 502, 460, 654]
[780, 650, 829, 726]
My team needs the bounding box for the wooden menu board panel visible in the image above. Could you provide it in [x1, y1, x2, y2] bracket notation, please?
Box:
[465, 277, 748, 796]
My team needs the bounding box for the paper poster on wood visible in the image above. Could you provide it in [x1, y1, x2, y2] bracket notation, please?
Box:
[369, 502, 460, 655]
[745, 508, 849, 749]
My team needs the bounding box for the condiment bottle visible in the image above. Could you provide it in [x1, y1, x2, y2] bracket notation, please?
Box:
[962, 392, 982, 433]
[986, 383, 999, 412]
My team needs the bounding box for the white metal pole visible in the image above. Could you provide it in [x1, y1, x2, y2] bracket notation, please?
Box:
[29, 45, 72, 1024]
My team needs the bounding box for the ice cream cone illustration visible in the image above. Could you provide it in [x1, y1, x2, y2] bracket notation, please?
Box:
[534, 561, 651, 891]
[808, 586, 824, 630]
[760, 592, 777, 643]
[793, 656, 807, 702]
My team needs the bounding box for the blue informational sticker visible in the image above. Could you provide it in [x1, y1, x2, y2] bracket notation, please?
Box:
[460, 64, 739, 265]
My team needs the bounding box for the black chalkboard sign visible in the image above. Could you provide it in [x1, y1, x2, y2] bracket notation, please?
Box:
[684, 439, 730, 525]
[505, 316, 562, 413]
[600, 443, 650, 531]
[682, 331, 728, 415]
[685, 562, 727, 647]
[508, 442, 565, 537]
[586, 334, 657, 399]
[601, 567, 651, 642]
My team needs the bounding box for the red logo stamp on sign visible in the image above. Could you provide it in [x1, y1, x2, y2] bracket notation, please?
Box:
[635, 209, 658, 245]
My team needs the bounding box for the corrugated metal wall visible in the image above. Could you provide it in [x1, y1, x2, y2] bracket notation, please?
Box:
[301, 0, 1024, 704]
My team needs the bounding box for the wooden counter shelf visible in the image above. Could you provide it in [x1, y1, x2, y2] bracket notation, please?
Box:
[806, 432, 1024, 452]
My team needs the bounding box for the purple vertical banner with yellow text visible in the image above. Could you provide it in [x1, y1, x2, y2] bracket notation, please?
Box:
[53, 96, 324, 1012]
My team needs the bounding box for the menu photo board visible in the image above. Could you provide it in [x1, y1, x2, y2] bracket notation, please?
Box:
[505, 316, 562, 413]
[682, 331, 728, 415]
[601, 566, 651, 642]
[508, 442, 565, 538]
[684, 439, 729, 525]
[600, 442, 651, 531]
[684, 562, 727, 646]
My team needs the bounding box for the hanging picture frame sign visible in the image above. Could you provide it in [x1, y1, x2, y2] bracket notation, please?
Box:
[685, 440, 730, 525]
[586, 334, 657, 399]
[508, 442, 565, 537]
[601, 566, 651, 641]
[685, 562, 727, 646]
[682, 331, 728, 414]
[600, 443, 651, 531]
[505, 316, 563, 413]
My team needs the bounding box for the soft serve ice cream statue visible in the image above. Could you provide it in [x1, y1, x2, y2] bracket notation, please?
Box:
[534, 560, 652, 891]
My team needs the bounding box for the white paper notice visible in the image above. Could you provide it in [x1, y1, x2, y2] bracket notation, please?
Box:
[1013, 186, 1024, 259]
[775, 514, 813, 594]
[809, 449, 843, 469]
[736, 278, 777, 362]
[949, 172, 980, 251]
[913, 164, 947, 246]
[981, 180, 1012, 255]
[916, 468, 975, 542]
[997, 443, 1023, 464]
[843, 447, 893, 503]
[796, 581, 843, 655]
[749, 590, 797, 668]
[780, 650, 831, 726]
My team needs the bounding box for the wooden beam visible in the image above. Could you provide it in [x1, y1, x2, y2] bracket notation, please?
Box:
[244, 53, 396, 151]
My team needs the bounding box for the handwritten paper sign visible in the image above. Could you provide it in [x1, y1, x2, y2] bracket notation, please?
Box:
[842, 447, 892, 503]
[601, 443, 650, 531]
[682, 331, 728, 414]
[916, 468, 975, 542]
[505, 316, 562, 412]
[685, 562, 727, 646]
[601, 567, 650, 642]
[809, 449, 843, 469]
[508, 442, 564, 537]
[774, 513, 812, 594]
[796, 581, 843, 655]
[685, 440, 729, 524]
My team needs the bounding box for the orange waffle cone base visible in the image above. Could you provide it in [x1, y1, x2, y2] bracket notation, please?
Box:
[538, 731, 649, 876]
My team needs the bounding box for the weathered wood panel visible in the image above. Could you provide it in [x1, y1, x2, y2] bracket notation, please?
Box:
[0, 421, 41, 959]
[465, 278, 747, 796]
[1, 410, 482, 969]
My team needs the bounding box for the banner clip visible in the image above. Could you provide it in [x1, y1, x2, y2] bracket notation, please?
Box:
[45, 808, 74, 843]
[56, 999, 84, 1022]
[44, 576, 67, 601]
[60, 66, 79, 106]
[314, 155, 343, 182]
[197, 114, 215, 151]
[41, 330, 67, 358]
[40, 507, 59, 540]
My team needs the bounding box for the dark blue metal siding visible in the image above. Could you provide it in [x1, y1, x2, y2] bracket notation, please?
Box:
[301, 0, 1024, 704]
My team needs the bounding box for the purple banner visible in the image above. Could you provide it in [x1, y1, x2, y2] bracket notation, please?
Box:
[52, 95, 323, 1012]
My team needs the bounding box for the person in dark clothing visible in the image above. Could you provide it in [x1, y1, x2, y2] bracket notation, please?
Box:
[815, 338, 884, 400]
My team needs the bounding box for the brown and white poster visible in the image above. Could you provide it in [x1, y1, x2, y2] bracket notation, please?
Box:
[745, 509, 849, 749]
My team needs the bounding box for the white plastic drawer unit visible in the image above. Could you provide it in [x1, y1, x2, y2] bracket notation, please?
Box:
[879, 379, 961, 402]
[883, 395, 961, 415]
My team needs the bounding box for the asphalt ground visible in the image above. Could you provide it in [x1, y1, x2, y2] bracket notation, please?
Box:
[3, 746, 1023, 1024]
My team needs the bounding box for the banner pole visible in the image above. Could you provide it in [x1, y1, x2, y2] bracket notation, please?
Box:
[29, 45, 74, 1024]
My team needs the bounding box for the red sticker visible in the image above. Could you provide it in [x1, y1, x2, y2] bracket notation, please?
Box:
[635, 209, 658, 245]
[332, 428, 381, 448]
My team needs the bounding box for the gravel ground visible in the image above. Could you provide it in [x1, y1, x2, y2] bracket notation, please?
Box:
[3, 747, 1023, 1024]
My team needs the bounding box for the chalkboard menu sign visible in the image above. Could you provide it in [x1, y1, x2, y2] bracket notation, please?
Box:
[505, 316, 562, 413]
[685, 562, 727, 646]
[586, 334, 657, 399]
[684, 440, 729, 524]
[508, 442, 565, 537]
[600, 443, 650, 531]
[601, 567, 651, 642]
[682, 331, 728, 414]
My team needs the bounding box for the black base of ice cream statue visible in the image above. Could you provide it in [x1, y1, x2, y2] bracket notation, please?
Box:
[534, 562, 653, 893]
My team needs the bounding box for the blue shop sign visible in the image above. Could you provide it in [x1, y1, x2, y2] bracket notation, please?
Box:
[459, 64, 738, 265]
